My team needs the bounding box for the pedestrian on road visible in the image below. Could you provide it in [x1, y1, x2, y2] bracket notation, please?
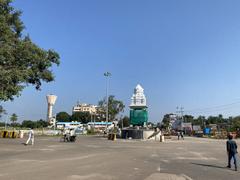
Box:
[177, 131, 180, 140]
[25, 128, 34, 145]
[226, 134, 238, 171]
[180, 131, 184, 140]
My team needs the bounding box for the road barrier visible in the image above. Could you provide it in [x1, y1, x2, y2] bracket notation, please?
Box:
[10, 131, 18, 138]
[0, 131, 18, 138]
[0, 131, 9, 138]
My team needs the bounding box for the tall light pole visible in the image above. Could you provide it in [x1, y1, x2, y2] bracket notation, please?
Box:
[176, 106, 184, 130]
[104, 72, 111, 124]
[5, 114, 8, 130]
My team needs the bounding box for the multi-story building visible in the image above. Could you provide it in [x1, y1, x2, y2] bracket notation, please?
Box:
[72, 103, 98, 115]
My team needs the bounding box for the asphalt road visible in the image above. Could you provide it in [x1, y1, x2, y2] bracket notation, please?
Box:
[0, 136, 239, 180]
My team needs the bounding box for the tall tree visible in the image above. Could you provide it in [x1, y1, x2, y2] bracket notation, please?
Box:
[230, 116, 240, 131]
[162, 114, 171, 130]
[10, 113, 17, 125]
[35, 119, 48, 128]
[56, 112, 71, 122]
[183, 115, 194, 123]
[71, 112, 91, 124]
[195, 116, 206, 128]
[21, 120, 36, 129]
[98, 95, 125, 121]
[0, 0, 60, 101]
[0, 105, 6, 118]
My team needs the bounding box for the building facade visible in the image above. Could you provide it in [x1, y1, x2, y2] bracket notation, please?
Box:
[72, 103, 98, 115]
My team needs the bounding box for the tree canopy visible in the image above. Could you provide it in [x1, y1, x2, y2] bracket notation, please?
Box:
[21, 119, 48, 129]
[161, 114, 171, 130]
[56, 111, 71, 122]
[98, 95, 125, 121]
[0, 105, 6, 118]
[71, 112, 91, 124]
[0, 0, 60, 101]
[10, 113, 17, 124]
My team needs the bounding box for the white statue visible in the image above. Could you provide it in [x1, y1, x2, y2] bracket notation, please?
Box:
[130, 84, 147, 107]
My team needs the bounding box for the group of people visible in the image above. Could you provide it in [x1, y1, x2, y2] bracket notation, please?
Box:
[62, 127, 76, 142]
[177, 131, 184, 140]
[23, 126, 77, 145]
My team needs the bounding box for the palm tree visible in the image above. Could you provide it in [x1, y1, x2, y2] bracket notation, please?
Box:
[10, 113, 18, 126]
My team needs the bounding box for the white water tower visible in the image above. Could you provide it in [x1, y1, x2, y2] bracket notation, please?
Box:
[46, 94, 57, 124]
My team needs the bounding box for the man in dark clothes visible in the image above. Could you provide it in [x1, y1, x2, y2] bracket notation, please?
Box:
[180, 131, 184, 140]
[226, 134, 238, 171]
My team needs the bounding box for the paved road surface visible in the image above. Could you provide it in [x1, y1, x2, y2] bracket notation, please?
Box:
[0, 136, 239, 180]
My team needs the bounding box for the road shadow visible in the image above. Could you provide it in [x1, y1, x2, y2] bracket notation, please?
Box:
[191, 163, 226, 169]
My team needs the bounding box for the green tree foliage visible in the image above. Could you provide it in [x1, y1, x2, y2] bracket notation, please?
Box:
[56, 111, 71, 122]
[21, 119, 48, 129]
[71, 112, 91, 124]
[0, 0, 60, 101]
[98, 95, 125, 121]
[0, 122, 5, 127]
[230, 116, 240, 131]
[162, 114, 171, 130]
[206, 114, 225, 125]
[10, 113, 17, 124]
[194, 116, 206, 128]
[183, 115, 194, 123]
[21, 120, 35, 129]
[36, 119, 48, 128]
[0, 105, 6, 118]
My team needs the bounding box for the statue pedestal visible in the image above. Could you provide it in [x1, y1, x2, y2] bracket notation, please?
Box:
[121, 129, 160, 140]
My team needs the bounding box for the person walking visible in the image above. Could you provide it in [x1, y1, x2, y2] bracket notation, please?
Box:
[25, 128, 34, 145]
[226, 134, 238, 171]
[177, 131, 180, 140]
[180, 131, 184, 140]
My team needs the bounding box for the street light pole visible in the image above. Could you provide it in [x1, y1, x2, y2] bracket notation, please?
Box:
[104, 72, 111, 124]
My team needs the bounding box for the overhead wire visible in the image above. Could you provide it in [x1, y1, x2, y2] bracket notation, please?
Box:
[184, 99, 240, 114]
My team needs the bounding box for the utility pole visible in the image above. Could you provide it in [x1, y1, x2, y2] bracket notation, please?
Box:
[5, 114, 7, 130]
[93, 113, 96, 131]
[104, 72, 111, 123]
[104, 72, 111, 133]
[176, 106, 184, 130]
[176, 106, 184, 120]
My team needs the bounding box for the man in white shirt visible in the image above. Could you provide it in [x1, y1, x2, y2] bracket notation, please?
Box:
[25, 128, 34, 145]
[70, 128, 76, 137]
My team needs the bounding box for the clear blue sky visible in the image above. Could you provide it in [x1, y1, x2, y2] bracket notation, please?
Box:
[2, 0, 240, 123]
